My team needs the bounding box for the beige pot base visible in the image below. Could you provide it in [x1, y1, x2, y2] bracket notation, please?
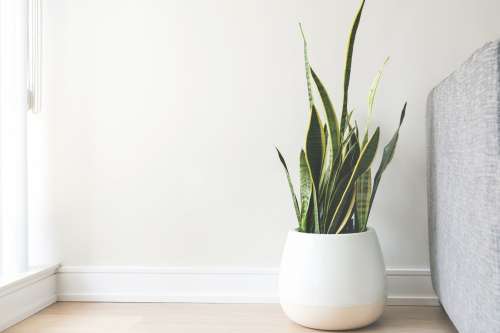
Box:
[281, 302, 384, 331]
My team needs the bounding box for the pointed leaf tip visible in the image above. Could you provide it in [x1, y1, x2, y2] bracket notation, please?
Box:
[299, 23, 314, 110]
[400, 102, 407, 126]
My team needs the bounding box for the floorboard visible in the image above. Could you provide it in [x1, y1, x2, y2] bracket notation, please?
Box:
[5, 302, 458, 332]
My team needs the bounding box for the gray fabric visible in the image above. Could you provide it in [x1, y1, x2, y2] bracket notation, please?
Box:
[427, 40, 500, 333]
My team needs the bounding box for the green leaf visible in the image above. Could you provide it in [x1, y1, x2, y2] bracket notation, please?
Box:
[338, 130, 361, 186]
[350, 126, 375, 182]
[299, 23, 314, 110]
[306, 105, 325, 190]
[326, 176, 354, 233]
[355, 168, 371, 232]
[323, 131, 360, 232]
[350, 121, 361, 153]
[340, 0, 366, 135]
[324, 125, 357, 207]
[335, 189, 356, 234]
[363, 57, 389, 144]
[341, 125, 357, 147]
[329, 127, 380, 234]
[320, 147, 343, 231]
[311, 181, 320, 234]
[368, 103, 406, 218]
[276, 147, 301, 223]
[322, 123, 328, 160]
[326, 125, 359, 224]
[368, 57, 389, 117]
[310, 68, 340, 159]
[319, 124, 331, 195]
[299, 150, 320, 233]
[299, 150, 312, 232]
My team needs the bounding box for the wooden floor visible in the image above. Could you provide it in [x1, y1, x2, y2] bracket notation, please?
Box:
[6, 303, 457, 332]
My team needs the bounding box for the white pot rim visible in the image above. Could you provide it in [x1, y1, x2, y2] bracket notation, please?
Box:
[289, 226, 376, 239]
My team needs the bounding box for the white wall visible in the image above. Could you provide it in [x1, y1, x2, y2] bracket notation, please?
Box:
[32, 0, 500, 269]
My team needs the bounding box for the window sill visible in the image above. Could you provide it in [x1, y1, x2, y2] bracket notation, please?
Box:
[0, 264, 59, 331]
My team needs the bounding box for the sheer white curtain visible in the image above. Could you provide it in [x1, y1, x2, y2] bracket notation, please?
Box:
[0, 0, 28, 275]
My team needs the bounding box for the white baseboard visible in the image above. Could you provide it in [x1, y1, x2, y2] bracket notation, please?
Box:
[57, 266, 438, 306]
[0, 265, 58, 332]
[385, 268, 439, 306]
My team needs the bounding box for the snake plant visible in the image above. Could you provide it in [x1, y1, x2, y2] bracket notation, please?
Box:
[276, 0, 406, 234]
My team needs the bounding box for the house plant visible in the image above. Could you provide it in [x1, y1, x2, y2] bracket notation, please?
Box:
[276, 0, 406, 330]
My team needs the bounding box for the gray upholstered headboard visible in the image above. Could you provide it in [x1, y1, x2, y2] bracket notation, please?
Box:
[427, 40, 500, 332]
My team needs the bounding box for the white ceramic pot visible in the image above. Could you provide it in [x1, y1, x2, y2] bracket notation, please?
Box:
[279, 227, 386, 331]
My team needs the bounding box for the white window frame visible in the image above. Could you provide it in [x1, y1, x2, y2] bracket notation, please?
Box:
[0, 0, 29, 275]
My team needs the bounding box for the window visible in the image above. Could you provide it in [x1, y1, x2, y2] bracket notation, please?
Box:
[0, 0, 29, 276]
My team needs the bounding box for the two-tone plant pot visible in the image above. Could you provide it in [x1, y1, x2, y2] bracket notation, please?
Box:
[279, 227, 386, 331]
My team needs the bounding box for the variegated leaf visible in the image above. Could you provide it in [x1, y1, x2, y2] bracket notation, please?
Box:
[311, 68, 340, 159]
[299, 150, 312, 232]
[355, 168, 371, 232]
[306, 105, 325, 190]
[329, 127, 380, 234]
[299, 23, 314, 110]
[276, 148, 301, 223]
[368, 103, 406, 218]
[340, 0, 366, 135]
